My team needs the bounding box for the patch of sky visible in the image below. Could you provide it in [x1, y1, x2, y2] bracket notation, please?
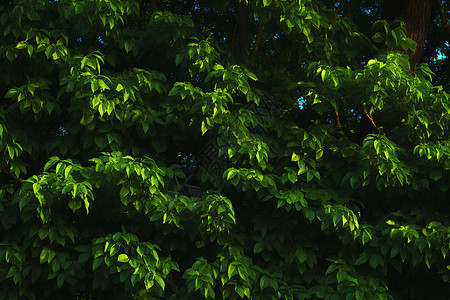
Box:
[180, 153, 196, 169]
[349, 108, 361, 120]
[358, 55, 367, 66]
[297, 96, 307, 110]
[187, 4, 201, 15]
[166, 72, 175, 80]
[362, 8, 373, 15]
[51, 126, 68, 136]
[434, 41, 449, 61]
[76, 36, 107, 45]
[193, 74, 201, 84]
[98, 36, 107, 45]
[334, 2, 343, 17]
[59, 127, 68, 136]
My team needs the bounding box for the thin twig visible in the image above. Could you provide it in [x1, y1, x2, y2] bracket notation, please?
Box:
[345, 94, 378, 129]
[364, 111, 378, 128]
[2, 170, 25, 183]
[335, 110, 342, 129]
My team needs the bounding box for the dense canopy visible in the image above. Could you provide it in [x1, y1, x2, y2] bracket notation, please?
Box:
[2, 0, 450, 299]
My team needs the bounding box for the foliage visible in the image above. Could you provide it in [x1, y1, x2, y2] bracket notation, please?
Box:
[1, 0, 450, 299]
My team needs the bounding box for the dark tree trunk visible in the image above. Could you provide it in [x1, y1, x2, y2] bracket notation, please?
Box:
[151, 0, 158, 12]
[404, 0, 433, 68]
[382, 0, 433, 69]
[237, 1, 249, 55]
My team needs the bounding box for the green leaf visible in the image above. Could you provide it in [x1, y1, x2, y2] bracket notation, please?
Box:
[228, 264, 236, 279]
[291, 152, 301, 162]
[442, 246, 448, 259]
[155, 274, 165, 290]
[307, 171, 314, 182]
[321, 69, 329, 82]
[332, 214, 341, 226]
[247, 72, 258, 81]
[369, 255, 381, 269]
[57, 273, 65, 288]
[5, 88, 18, 98]
[226, 169, 237, 181]
[354, 256, 368, 265]
[15, 41, 27, 49]
[201, 121, 207, 135]
[55, 162, 64, 175]
[175, 54, 184, 65]
[19, 196, 29, 211]
[116, 83, 124, 92]
[372, 32, 385, 43]
[315, 148, 323, 160]
[131, 274, 140, 287]
[27, 44, 33, 57]
[120, 186, 129, 199]
[68, 199, 81, 211]
[52, 258, 61, 273]
[124, 41, 132, 53]
[260, 276, 268, 291]
[2, 4, 450, 299]
[296, 248, 308, 263]
[84, 198, 90, 214]
[118, 254, 129, 262]
[253, 242, 264, 254]
[336, 270, 347, 283]
[137, 245, 144, 257]
[78, 251, 90, 263]
[429, 169, 442, 181]
[305, 209, 315, 222]
[40, 248, 49, 264]
[93, 257, 102, 271]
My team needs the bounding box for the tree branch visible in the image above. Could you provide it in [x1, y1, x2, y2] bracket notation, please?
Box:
[251, 21, 264, 63]
[335, 110, 342, 129]
[437, 0, 450, 34]
[345, 94, 378, 129]
[2, 170, 25, 183]
[364, 111, 378, 128]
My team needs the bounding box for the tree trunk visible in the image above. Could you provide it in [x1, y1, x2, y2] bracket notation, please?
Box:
[237, 1, 249, 55]
[382, 0, 433, 69]
[151, 0, 158, 12]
